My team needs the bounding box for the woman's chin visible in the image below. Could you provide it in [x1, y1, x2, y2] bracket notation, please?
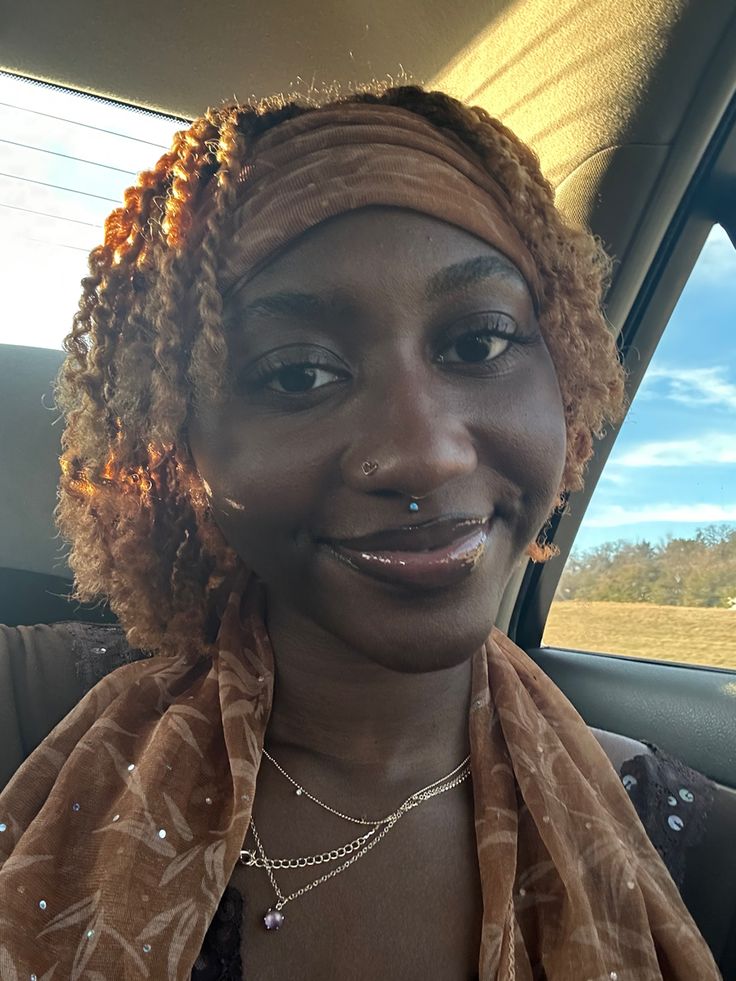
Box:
[298, 544, 510, 674]
[248, 517, 524, 672]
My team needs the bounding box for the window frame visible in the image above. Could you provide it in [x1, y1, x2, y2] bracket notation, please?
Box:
[509, 92, 736, 655]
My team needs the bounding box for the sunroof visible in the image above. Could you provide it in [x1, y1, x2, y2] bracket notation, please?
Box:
[0, 72, 185, 349]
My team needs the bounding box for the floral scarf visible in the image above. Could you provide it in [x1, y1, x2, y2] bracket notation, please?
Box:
[0, 578, 720, 979]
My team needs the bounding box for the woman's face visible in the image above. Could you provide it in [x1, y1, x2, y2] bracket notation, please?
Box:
[189, 207, 566, 671]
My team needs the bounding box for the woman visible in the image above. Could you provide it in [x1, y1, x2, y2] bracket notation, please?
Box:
[0, 84, 723, 979]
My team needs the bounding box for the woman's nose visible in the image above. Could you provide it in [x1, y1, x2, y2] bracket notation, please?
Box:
[341, 381, 478, 499]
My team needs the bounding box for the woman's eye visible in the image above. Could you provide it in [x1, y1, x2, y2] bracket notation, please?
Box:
[440, 329, 511, 364]
[267, 364, 342, 394]
[235, 346, 350, 399]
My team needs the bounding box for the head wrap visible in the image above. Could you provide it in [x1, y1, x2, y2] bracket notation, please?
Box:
[211, 103, 542, 308]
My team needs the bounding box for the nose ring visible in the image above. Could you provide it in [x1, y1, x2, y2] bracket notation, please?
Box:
[360, 460, 420, 513]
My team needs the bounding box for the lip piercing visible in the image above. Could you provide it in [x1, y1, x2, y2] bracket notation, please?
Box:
[361, 460, 419, 513]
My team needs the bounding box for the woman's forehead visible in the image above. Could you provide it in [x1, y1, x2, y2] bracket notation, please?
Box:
[229, 208, 532, 305]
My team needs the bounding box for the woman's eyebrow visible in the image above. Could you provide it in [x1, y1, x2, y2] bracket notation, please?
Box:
[237, 254, 526, 323]
[425, 255, 527, 299]
[240, 291, 336, 320]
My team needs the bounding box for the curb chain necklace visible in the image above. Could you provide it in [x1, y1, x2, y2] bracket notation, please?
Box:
[239, 748, 472, 930]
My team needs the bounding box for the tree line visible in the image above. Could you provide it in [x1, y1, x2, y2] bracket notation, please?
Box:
[556, 524, 736, 609]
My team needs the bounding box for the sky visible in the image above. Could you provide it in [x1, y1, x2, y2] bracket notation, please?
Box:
[1, 72, 734, 556]
[572, 226, 736, 551]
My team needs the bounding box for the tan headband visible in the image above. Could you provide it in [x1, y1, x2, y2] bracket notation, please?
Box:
[214, 103, 542, 309]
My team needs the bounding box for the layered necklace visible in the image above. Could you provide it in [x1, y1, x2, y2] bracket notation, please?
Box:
[239, 747, 472, 930]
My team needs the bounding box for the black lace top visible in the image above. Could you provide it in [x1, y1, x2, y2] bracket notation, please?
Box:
[192, 886, 245, 980]
[620, 742, 715, 891]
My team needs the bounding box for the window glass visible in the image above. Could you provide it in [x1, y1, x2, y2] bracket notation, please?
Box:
[0, 72, 183, 349]
[544, 224, 736, 670]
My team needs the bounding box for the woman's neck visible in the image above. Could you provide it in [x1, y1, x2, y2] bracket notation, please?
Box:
[261, 595, 476, 811]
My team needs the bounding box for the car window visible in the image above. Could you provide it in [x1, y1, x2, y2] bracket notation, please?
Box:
[0, 71, 183, 349]
[544, 223, 736, 670]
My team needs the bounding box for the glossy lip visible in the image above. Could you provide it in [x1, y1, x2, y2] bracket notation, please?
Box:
[323, 515, 489, 553]
[321, 518, 491, 590]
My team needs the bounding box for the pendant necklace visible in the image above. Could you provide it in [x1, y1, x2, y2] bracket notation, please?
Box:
[239, 749, 471, 930]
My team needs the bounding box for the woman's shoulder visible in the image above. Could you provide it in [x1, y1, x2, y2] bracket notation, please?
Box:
[592, 725, 736, 968]
[0, 621, 81, 789]
[0, 620, 152, 790]
[48, 620, 154, 694]
[591, 726, 715, 888]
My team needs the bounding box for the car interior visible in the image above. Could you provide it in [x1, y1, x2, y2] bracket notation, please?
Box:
[1, 0, 735, 975]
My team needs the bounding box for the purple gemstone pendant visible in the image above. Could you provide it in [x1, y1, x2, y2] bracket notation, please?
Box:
[264, 908, 285, 930]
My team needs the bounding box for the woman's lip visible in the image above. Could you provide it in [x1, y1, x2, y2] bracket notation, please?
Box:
[322, 521, 490, 590]
[325, 515, 490, 553]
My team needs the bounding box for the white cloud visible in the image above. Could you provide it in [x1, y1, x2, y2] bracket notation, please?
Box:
[598, 469, 630, 486]
[643, 365, 736, 412]
[612, 433, 736, 468]
[585, 502, 736, 528]
[690, 224, 736, 284]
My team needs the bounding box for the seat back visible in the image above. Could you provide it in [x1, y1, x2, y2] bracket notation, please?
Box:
[0, 343, 114, 625]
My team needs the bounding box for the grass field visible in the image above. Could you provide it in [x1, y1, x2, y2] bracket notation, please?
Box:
[543, 601, 736, 671]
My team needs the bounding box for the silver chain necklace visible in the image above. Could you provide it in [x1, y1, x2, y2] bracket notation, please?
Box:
[239, 749, 472, 930]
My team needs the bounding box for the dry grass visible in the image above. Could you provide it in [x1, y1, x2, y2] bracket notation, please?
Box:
[543, 601, 736, 671]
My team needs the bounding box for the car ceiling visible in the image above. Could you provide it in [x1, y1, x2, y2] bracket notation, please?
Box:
[3, 0, 735, 334]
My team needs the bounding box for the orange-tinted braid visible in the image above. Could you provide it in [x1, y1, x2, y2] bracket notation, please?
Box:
[54, 84, 625, 659]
